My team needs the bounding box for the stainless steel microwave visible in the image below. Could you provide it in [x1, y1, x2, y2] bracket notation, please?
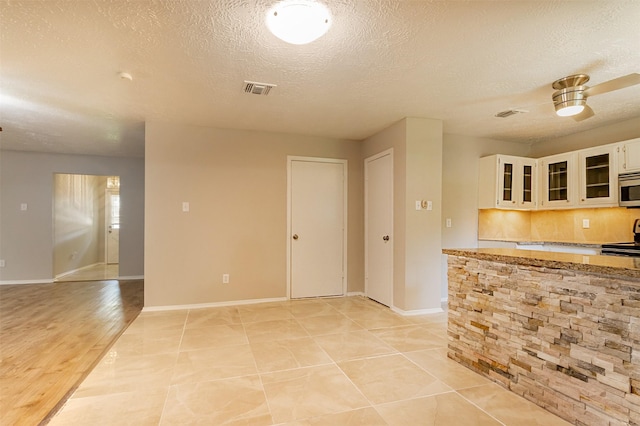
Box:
[619, 172, 640, 207]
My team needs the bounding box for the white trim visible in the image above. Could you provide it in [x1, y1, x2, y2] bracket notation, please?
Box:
[441, 296, 448, 303]
[118, 275, 144, 280]
[0, 279, 54, 285]
[391, 306, 444, 316]
[346, 291, 365, 297]
[286, 156, 348, 299]
[143, 297, 288, 312]
[55, 262, 103, 279]
[364, 148, 394, 307]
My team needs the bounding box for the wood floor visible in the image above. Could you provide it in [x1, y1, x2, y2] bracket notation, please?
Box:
[0, 279, 144, 426]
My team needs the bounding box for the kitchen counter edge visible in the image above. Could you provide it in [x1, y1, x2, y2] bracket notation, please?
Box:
[442, 248, 640, 280]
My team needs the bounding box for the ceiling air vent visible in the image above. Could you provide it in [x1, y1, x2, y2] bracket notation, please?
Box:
[243, 80, 276, 96]
[494, 109, 528, 118]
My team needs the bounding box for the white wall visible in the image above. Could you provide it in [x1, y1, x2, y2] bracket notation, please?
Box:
[0, 150, 145, 282]
[440, 134, 532, 297]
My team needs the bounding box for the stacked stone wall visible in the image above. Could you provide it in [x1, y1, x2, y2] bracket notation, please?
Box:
[448, 255, 640, 425]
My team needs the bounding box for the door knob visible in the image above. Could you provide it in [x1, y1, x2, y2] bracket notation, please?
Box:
[382, 235, 390, 241]
[293, 234, 299, 240]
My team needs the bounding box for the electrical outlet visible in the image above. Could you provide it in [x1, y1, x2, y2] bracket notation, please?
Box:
[20, 203, 28, 211]
[446, 218, 452, 228]
[222, 274, 229, 284]
[182, 202, 190, 212]
[0, 260, 5, 268]
[582, 219, 590, 229]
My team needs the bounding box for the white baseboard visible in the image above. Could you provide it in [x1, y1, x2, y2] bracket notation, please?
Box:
[118, 275, 144, 280]
[391, 306, 445, 316]
[346, 291, 365, 297]
[441, 297, 448, 303]
[143, 296, 288, 312]
[0, 279, 54, 285]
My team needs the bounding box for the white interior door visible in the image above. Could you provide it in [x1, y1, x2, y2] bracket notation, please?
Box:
[106, 189, 120, 264]
[289, 158, 346, 298]
[365, 149, 393, 306]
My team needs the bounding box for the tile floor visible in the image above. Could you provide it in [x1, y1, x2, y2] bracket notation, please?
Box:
[55, 263, 119, 282]
[49, 296, 571, 425]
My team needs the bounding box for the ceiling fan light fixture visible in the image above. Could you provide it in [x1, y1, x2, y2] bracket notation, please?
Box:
[553, 87, 587, 117]
[266, 0, 331, 45]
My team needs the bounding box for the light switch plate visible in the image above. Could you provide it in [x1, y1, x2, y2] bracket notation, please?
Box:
[182, 202, 190, 212]
[427, 201, 433, 211]
[20, 203, 27, 211]
[415, 200, 421, 211]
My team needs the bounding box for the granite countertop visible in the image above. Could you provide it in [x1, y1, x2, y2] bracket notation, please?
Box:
[443, 248, 640, 279]
[478, 239, 606, 248]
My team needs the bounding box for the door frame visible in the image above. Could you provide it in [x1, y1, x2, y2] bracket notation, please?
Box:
[105, 188, 120, 264]
[364, 148, 394, 306]
[286, 156, 348, 299]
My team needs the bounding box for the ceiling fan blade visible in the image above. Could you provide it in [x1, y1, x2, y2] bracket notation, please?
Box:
[584, 73, 640, 97]
[572, 105, 595, 122]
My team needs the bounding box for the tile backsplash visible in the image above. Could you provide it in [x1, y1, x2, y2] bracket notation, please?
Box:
[478, 207, 640, 244]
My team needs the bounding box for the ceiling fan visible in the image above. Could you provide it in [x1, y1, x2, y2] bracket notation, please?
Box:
[496, 72, 640, 121]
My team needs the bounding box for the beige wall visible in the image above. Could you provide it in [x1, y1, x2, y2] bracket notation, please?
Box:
[0, 150, 145, 283]
[529, 117, 640, 158]
[144, 122, 363, 307]
[53, 174, 106, 277]
[362, 118, 443, 311]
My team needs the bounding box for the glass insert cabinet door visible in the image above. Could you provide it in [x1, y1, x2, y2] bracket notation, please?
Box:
[522, 164, 533, 203]
[502, 162, 513, 202]
[548, 160, 568, 201]
[584, 153, 610, 199]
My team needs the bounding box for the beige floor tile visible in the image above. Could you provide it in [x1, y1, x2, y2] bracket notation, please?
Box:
[338, 354, 453, 404]
[343, 308, 414, 329]
[250, 337, 333, 373]
[185, 306, 242, 328]
[313, 330, 397, 362]
[369, 324, 448, 352]
[171, 344, 257, 385]
[243, 318, 310, 343]
[287, 300, 340, 318]
[123, 310, 188, 335]
[375, 392, 502, 426]
[458, 383, 573, 425]
[73, 352, 177, 398]
[296, 313, 364, 336]
[404, 348, 491, 389]
[161, 375, 272, 425]
[238, 303, 294, 323]
[261, 364, 370, 423]
[49, 388, 167, 426]
[109, 328, 183, 356]
[179, 323, 247, 351]
[283, 407, 388, 425]
[324, 297, 386, 313]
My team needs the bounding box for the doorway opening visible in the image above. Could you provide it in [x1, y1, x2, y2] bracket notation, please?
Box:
[53, 174, 120, 282]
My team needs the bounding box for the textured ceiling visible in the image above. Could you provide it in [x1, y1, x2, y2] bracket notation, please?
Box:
[1, 0, 639, 157]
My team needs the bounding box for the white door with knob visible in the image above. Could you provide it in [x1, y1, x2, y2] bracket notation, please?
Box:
[288, 157, 347, 299]
[365, 149, 393, 306]
[106, 189, 120, 264]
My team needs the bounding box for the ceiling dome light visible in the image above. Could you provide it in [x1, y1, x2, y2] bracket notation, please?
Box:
[552, 86, 586, 117]
[266, 0, 331, 45]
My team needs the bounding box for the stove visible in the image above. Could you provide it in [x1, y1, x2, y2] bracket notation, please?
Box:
[601, 242, 640, 257]
[601, 219, 640, 257]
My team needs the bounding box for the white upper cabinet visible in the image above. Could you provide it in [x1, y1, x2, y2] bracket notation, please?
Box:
[618, 137, 640, 174]
[539, 153, 576, 209]
[578, 145, 617, 206]
[478, 155, 537, 210]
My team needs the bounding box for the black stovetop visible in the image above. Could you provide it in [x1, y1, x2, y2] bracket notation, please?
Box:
[601, 242, 640, 257]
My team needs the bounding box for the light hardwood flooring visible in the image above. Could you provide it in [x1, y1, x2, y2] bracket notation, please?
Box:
[50, 296, 571, 425]
[0, 279, 143, 426]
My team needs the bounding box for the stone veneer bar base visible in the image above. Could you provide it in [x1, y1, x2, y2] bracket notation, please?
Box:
[447, 254, 640, 426]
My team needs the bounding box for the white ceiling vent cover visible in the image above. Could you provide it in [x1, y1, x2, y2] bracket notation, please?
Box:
[243, 80, 277, 96]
